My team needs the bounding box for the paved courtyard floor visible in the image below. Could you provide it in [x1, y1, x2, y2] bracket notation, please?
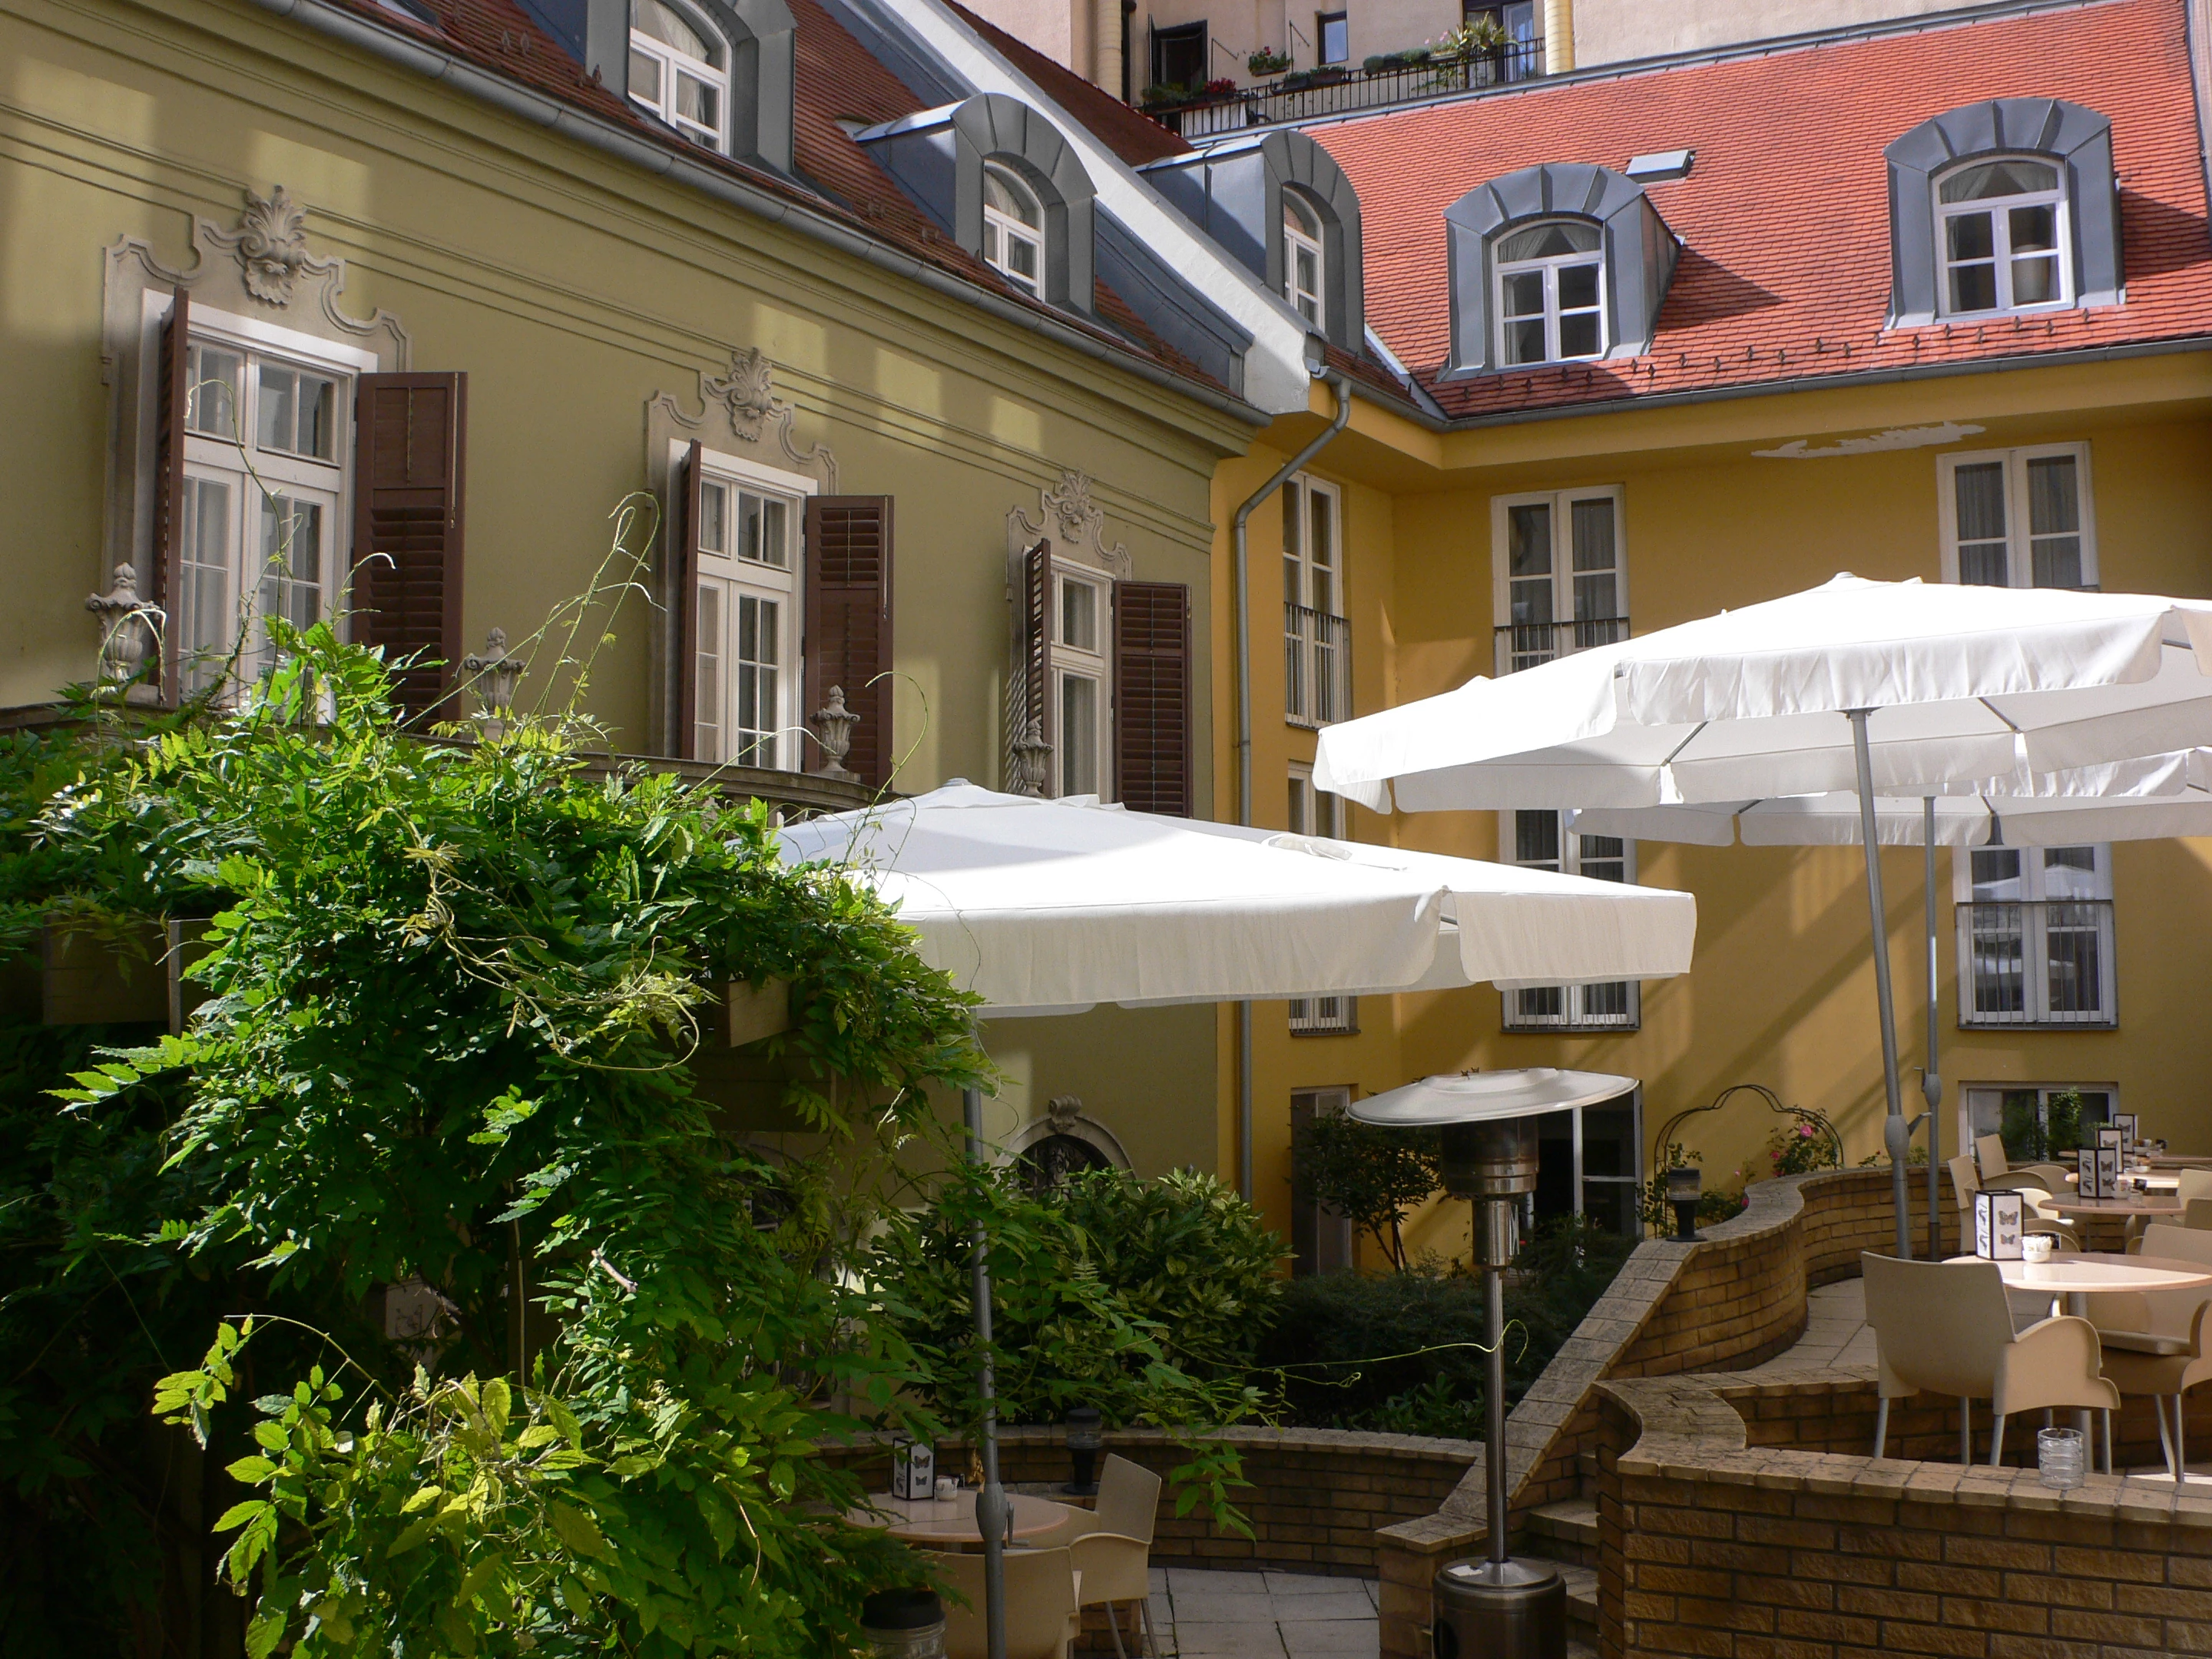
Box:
[1138, 1569, 1377, 1658]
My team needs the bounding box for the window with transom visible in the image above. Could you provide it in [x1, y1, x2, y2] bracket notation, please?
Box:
[1936, 157, 2068, 317]
[1955, 845, 2115, 1028]
[694, 472, 802, 768]
[179, 333, 349, 696]
[1283, 191, 1325, 326]
[1502, 810, 1638, 1031]
[983, 163, 1045, 297]
[629, 0, 728, 151]
[1053, 566, 1110, 797]
[1282, 474, 1349, 727]
[1494, 220, 1604, 366]
[1940, 444, 2094, 591]
[1491, 486, 1626, 674]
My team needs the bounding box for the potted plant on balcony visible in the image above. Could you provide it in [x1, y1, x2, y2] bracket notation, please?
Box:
[1247, 46, 1292, 76]
[1194, 75, 1238, 103]
[1139, 81, 1194, 110]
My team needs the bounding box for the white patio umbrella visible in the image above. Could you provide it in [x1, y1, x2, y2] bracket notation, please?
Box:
[1570, 760, 2212, 1257]
[780, 782, 1695, 1659]
[1314, 575, 2212, 1258]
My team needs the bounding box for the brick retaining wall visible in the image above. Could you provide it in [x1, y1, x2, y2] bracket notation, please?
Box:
[1374, 1167, 1949, 1659]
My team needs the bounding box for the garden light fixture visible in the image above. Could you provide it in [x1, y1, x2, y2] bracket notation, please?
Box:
[1062, 1406, 1104, 1496]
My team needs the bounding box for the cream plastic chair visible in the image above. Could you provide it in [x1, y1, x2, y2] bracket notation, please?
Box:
[931, 1548, 1081, 1659]
[2183, 1198, 2212, 1232]
[2092, 1224, 2212, 1481]
[2008, 1187, 2085, 1252]
[2178, 1170, 2212, 1205]
[1033, 1455, 1161, 1657]
[1976, 1134, 2011, 1178]
[1862, 1252, 2118, 1467]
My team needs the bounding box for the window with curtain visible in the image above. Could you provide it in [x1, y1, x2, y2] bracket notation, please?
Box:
[629, 0, 729, 151]
[1936, 157, 2069, 317]
[179, 334, 349, 696]
[1955, 843, 2115, 1026]
[982, 163, 1045, 297]
[1941, 444, 2094, 590]
[1287, 763, 1354, 1034]
[1491, 485, 1627, 673]
[694, 472, 800, 767]
[1283, 191, 1325, 326]
[1283, 473, 1350, 727]
[1501, 810, 1639, 1030]
[1493, 220, 1604, 366]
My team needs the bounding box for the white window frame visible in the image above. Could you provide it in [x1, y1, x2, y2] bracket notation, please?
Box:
[983, 162, 1046, 297]
[170, 299, 372, 698]
[1953, 842, 2117, 1028]
[1283, 472, 1350, 727]
[679, 442, 816, 770]
[1287, 763, 1355, 1034]
[1934, 156, 2071, 320]
[1499, 808, 1640, 1031]
[1936, 443, 2098, 591]
[1959, 1081, 2119, 1169]
[1283, 191, 1326, 326]
[1532, 1088, 1645, 1240]
[1489, 485, 1628, 674]
[1493, 221, 1605, 366]
[1051, 562, 1111, 800]
[628, 0, 730, 151]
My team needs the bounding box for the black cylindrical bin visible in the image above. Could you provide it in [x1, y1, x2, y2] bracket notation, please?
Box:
[1431, 1558, 1566, 1659]
[859, 1588, 946, 1659]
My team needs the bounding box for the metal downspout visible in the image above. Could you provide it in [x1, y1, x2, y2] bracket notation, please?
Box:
[1229, 370, 1353, 1199]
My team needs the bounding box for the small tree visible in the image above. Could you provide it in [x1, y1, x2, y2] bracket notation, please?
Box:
[1293, 1113, 1439, 1270]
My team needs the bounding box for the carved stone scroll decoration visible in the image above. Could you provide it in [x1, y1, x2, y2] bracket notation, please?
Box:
[196, 185, 327, 308]
[690, 346, 840, 491]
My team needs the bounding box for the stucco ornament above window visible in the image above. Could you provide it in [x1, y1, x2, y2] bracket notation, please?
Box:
[702, 344, 777, 440]
[1440, 162, 1679, 379]
[1883, 98, 2121, 329]
[212, 185, 316, 306]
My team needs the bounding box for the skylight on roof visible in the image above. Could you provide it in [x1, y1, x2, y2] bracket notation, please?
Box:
[1625, 150, 1694, 182]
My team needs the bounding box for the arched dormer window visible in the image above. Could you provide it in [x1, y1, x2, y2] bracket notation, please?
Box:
[1441, 163, 1677, 379]
[1139, 131, 1366, 349]
[1282, 190, 1326, 326]
[853, 94, 1097, 317]
[1936, 157, 2068, 316]
[1883, 98, 2120, 329]
[983, 163, 1045, 296]
[630, 0, 729, 151]
[1495, 220, 1604, 364]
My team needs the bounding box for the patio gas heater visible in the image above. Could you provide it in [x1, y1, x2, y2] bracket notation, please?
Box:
[1350, 1068, 1637, 1659]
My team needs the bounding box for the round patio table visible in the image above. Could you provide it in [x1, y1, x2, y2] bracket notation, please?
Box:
[846, 1490, 1078, 1547]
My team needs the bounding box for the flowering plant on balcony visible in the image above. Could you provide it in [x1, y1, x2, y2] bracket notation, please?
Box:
[1247, 46, 1292, 75]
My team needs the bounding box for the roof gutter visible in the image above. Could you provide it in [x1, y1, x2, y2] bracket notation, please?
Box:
[240, 0, 1268, 428]
[1229, 369, 1351, 1202]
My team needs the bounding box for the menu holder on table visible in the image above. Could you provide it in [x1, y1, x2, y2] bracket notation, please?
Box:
[2096, 1126, 2124, 1199]
[892, 1439, 935, 1499]
[2113, 1112, 2140, 1157]
[1975, 1189, 2024, 1260]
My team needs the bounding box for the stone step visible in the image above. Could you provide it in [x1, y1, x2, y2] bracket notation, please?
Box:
[1558, 1561, 1598, 1632]
[1527, 1497, 1598, 1549]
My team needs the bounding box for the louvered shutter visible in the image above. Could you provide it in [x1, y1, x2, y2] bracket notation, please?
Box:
[151, 286, 189, 705]
[1113, 580, 1190, 816]
[674, 440, 704, 758]
[802, 496, 894, 787]
[351, 373, 466, 722]
[1021, 540, 1054, 786]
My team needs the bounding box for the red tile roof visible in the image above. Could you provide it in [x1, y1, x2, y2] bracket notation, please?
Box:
[943, 0, 1194, 167]
[1310, 0, 2212, 423]
[312, 0, 1230, 394]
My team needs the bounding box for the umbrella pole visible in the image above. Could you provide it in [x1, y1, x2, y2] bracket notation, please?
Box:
[1847, 711, 1912, 1259]
[963, 1086, 1008, 1659]
[1923, 796, 1943, 1260]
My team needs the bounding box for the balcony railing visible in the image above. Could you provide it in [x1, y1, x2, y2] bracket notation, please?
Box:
[1494, 615, 1631, 675]
[1957, 899, 2118, 1027]
[1146, 40, 1545, 139]
[1289, 994, 1357, 1035]
[1286, 604, 1353, 727]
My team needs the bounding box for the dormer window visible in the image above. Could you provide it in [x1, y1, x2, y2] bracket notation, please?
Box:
[1495, 220, 1604, 365]
[1937, 157, 2068, 316]
[982, 163, 1045, 296]
[629, 0, 727, 151]
[1283, 191, 1325, 325]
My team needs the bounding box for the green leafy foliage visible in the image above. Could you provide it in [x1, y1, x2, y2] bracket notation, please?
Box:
[1257, 1218, 1635, 1433]
[1291, 1113, 1439, 1270]
[7, 628, 1004, 1653]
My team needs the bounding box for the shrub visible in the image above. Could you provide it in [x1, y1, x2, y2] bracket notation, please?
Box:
[1257, 1217, 1636, 1433]
[1293, 1111, 1439, 1269]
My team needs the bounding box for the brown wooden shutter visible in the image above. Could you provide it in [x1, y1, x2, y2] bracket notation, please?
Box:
[1021, 539, 1054, 779]
[674, 440, 704, 758]
[1113, 580, 1190, 816]
[152, 286, 189, 705]
[802, 496, 894, 787]
[351, 373, 466, 723]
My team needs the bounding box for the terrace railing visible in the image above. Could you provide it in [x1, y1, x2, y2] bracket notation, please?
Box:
[1957, 899, 2118, 1027]
[1493, 614, 1631, 675]
[1146, 39, 1544, 139]
[1285, 603, 1353, 727]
